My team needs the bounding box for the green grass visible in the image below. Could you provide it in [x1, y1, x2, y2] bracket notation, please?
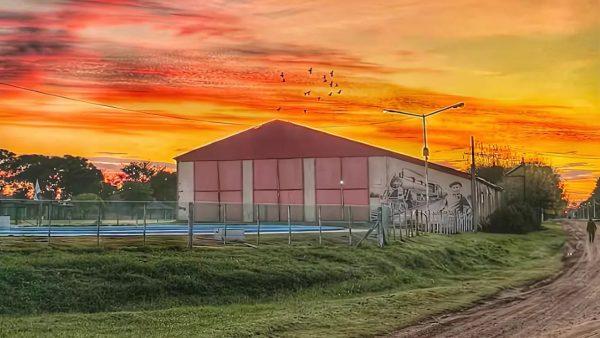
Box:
[0, 223, 565, 337]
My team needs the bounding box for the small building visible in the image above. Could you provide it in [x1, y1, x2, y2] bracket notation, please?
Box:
[175, 120, 501, 223]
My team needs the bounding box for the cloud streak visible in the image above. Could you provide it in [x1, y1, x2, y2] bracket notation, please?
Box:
[1, 0, 598, 202]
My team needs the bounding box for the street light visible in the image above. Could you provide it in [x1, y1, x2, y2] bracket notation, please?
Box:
[383, 102, 465, 229]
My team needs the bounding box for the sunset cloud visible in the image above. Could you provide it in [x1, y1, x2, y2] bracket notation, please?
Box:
[0, 0, 598, 202]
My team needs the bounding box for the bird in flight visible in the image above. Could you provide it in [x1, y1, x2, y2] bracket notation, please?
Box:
[329, 81, 334, 87]
[335, 83, 339, 87]
[328, 92, 333, 96]
[304, 109, 308, 114]
[308, 67, 312, 75]
[317, 96, 321, 101]
[304, 90, 311, 96]
[276, 107, 281, 111]
[322, 74, 327, 82]
[337, 89, 342, 94]
[280, 72, 285, 82]
[330, 70, 334, 77]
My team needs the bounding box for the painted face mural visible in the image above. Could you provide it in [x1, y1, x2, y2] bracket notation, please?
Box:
[380, 168, 472, 218]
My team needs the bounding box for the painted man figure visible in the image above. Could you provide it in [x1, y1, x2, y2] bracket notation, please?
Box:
[444, 181, 471, 214]
[587, 218, 596, 243]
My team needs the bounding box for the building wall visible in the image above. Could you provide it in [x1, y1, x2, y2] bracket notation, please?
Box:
[242, 160, 253, 222]
[303, 158, 316, 221]
[369, 156, 470, 221]
[178, 155, 500, 223]
[176, 161, 194, 220]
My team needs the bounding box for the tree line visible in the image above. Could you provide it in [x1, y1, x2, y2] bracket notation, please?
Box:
[0, 149, 176, 202]
[467, 142, 568, 233]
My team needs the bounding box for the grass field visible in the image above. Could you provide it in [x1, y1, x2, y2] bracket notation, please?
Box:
[0, 222, 565, 337]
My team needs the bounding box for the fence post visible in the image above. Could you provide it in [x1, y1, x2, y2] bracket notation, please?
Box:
[411, 211, 415, 237]
[348, 206, 353, 246]
[398, 209, 403, 241]
[287, 205, 292, 245]
[143, 202, 147, 246]
[37, 201, 42, 227]
[256, 204, 261, 246]
[318, 205, 322, 246]
[47, 202, 52, 244]
[96, 203, 101, 247]
[187, 202, 194, 250]
[223, 204, 228, 245]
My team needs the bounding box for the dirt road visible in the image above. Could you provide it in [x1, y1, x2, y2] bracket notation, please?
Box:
[392, 220, 600, 338]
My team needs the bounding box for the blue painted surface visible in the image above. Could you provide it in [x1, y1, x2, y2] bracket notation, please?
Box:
[0, 224, 343, 237]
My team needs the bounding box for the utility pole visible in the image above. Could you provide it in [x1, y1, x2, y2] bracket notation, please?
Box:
[470, 136, 478, 230]
[383, 102, 465, 230]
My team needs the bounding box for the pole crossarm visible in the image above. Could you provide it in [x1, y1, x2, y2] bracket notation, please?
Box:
[382, 109, 422, 117]
[382, 102, 465, 230]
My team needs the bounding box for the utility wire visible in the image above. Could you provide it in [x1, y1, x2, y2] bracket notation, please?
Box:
[2, 81, 417, 129]
[0, 82, 252, 126]
[320, 116, 413, 128]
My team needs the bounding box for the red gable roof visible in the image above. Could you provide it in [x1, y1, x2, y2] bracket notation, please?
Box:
[175, 120, 471, 179]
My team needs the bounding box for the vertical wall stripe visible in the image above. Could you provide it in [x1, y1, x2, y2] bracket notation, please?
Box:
[242, 160, 253, 222]
[303, 158, 316, 222]
[177, 161, 194, 220]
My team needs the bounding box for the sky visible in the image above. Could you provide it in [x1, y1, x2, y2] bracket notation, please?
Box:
[0, 0, 598, 202]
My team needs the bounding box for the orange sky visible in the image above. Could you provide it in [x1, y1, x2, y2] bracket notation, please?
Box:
[0, 0, 598, 202]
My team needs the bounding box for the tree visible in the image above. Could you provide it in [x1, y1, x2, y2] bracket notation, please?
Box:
[150, 170, 177, 201]
[99, 181, 117, 200]
[502, 163, 567, 215]
[72, 193, 103, 220]
[119, 181, 154, 201]
[8, 153, 104, 199]
[0, 149, 18, 195]
[121, 161, 157, 182]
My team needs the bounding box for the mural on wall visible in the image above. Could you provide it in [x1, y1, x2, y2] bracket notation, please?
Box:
[370, 167, 472, 220]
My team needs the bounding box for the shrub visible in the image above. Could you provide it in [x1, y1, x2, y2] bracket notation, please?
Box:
[481, 202, 541, 234]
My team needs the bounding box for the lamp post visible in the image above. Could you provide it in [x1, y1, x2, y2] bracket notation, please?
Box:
[383, 102, 465, 228]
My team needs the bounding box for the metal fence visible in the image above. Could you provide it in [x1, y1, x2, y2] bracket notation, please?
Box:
[0, 199, 178, 226]
[0, 199, 474, 248]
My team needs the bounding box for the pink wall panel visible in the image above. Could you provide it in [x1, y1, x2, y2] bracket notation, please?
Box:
[194, 191, 219, 202]
[254, 190, 278, 204]
[194, 161, 219, 191]
[279, 190, 303, 205]
[254, 159, 278, 190]
[316, 189, 342, 205]
[218, 160, 242, 191]
[315, 157, 341, 189]
[220, 191, 242, 203]
[278, 158, 303, 190]
[343, 189, 369, 205]
[341, 157, 368, 189]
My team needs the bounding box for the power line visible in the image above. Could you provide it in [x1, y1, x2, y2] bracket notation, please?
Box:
[320, 116, 413, 128]
[1, 81, 420, 129]
[0, 82, 252, 126]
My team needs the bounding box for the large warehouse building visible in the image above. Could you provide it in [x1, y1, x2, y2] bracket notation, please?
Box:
[175, 120, 501, 224]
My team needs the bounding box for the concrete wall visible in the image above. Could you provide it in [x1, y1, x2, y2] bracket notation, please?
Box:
[177, 161, 194, 220]
[369, 156, 473, 218]
[242, 160, 253, 222]
[368, 156, 501, 224]
[303, 158, 316, 221]
[179, 155, 500, 223]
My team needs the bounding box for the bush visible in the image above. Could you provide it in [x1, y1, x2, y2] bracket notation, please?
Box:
[482, 203, 541, 234]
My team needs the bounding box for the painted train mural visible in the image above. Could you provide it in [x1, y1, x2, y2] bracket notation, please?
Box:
[371, 168, 472, 222]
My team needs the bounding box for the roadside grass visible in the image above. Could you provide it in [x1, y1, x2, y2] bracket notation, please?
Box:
[0, 222, 565, 337]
